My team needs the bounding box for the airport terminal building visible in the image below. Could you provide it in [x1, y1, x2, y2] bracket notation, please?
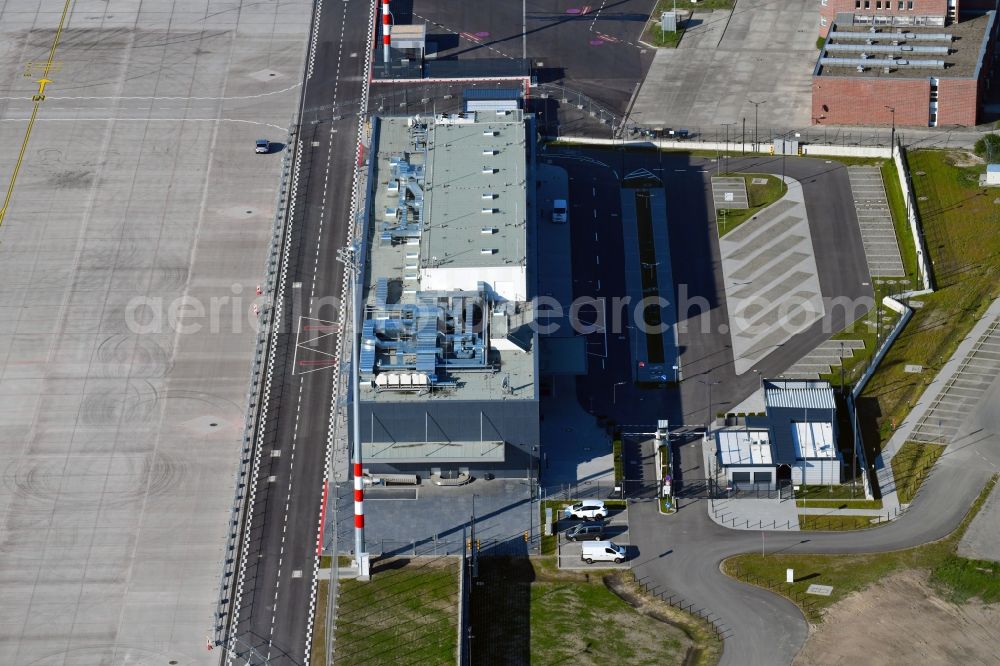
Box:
[352, 110, 539, 481]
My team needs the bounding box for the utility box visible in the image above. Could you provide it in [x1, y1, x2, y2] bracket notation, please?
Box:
[661, 11, 678, 32]
[986, 164, 1000, 185]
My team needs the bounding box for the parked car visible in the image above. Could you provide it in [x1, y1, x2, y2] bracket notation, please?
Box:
[581, 540, 626, 564]
[565, 521, 607, 541]
[563, 499, 608, 521]
[551, 198, 568, 223]
[255, 139, 270, 154]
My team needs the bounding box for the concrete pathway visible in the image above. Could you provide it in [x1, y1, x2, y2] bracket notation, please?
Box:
[719, 177, 823, 375]
[847, 166, 905, 277]
[876, 297, 1000, 501]
[958, 482, 1000, 563]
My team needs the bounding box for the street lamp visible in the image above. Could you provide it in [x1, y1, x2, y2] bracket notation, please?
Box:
[884, 105, 896, 149]
[672, 364, 679, 383]
[613, 381, 627, 405]
[698, 379, 721, 434]
[748, 99, 766, 152]
[721, 122, 735, 174]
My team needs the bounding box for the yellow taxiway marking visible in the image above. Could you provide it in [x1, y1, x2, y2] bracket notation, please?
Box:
[0, 0, 73, 228]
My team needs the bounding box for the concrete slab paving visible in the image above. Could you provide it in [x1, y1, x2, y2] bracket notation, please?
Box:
[848, 167, 905, 277]
[959, 481, 1000, 563]
[719, 177, 824, 375]
[0, 1, 309, 663]
[630, 0, 817, 130]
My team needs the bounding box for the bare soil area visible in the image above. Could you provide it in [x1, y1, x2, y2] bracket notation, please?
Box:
[794, 569, 1000, 666]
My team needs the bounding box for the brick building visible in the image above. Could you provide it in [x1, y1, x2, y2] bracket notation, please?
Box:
[812, 6, 997, 127]
[819, 0, 998, 36]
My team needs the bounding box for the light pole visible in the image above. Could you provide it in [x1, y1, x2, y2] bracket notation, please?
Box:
[338, 244, 369, 578]
[722, 122, 735, 174]
[672, 364, 679, 384]
[613, 381, 627, 405]
[699, 379, 721, 434]
[748, 99, 766, 152]
[884, 105, 896, 149]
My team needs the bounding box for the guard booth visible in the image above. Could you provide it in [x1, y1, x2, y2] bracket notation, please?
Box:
[389, 24, 427, 62]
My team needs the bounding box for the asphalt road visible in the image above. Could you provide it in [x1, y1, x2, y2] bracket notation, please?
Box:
[544, 146, 872, 432]
[630, 433, 997, 666]
[410, 0, 654, 113]
[225, 0, 372, 662]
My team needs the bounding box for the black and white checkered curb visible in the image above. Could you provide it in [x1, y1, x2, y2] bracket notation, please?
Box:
[303, 0, 378, 663]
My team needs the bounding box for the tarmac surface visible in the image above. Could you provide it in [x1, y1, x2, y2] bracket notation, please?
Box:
[225, 0, 373, 663]
[543, 146, 871, 432]
[407, 0, 655, 114]
[0, 1, 309, 664]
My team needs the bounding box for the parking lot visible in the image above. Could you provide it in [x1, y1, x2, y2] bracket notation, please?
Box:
[554, 504, 633, 570]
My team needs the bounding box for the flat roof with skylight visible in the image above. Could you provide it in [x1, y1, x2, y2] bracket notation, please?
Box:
[792, 422, 838, 459]
[717, 429, 775, 466]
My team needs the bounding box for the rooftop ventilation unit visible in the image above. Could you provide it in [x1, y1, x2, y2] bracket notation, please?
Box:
[480, 248, 497, 255]
[482, 167, 497, 174]
[481, 208, 497, 214]
[481, 227, 497, 234]
[482, 149, 497, 156]
[481, 193, 496, 200]
[483, 129, 498, 136]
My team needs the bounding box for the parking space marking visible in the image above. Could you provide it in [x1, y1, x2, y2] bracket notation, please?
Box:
[911, 317, 1000, 444]
[848, 167, 904, 277]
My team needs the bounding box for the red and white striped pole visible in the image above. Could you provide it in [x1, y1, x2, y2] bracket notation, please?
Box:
[350, 247, 368, 576]
[381, 0, 391, 64]
[353, 462, 365, 537]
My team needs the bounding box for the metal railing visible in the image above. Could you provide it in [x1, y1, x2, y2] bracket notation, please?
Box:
[213, 119, 298, 649]
[629, 572, 728, 641]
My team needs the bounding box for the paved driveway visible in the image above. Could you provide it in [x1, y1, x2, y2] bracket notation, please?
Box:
[556, 506, 633, 570]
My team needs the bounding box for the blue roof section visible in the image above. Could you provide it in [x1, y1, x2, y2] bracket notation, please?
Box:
[764, 379, 836, 411]
[988, 164, 1000, 173]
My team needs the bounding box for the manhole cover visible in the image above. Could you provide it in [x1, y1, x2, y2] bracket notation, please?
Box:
[806, 584, 834, 596]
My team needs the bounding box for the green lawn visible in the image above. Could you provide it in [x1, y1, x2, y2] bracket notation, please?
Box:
[798, 514, 878, 531]
[880, 157, 921, 283]
[717, 174, 787, 237]
[796, 498, 883, 510]
[311, 580, 330, 665]
[858, 150, 999, 455]
[891, 441, 945, 504]
[531, 576, 691, 664]
[796, 484, 871, 500]
[930, 555, 1000, 603]
[471, 558, 720, 666]
[333, 558, 459, 665]
[647, 24, 685, 47]
[613, 439, 623, 481]
[725, 477, 997, 623]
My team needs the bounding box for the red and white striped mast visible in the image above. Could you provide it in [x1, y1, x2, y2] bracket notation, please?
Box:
[350, 245, 369, 577]
[381, 0, 391, 64]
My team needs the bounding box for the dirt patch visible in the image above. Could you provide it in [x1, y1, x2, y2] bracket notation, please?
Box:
[949, 150, 985, 167]
[794, 569, 1000, 666]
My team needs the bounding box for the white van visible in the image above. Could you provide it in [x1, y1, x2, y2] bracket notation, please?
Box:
[552, 199, 568, 223]
[581, 540, 626, 564]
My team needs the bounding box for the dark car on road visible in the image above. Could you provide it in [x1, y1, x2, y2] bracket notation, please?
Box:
[565, 521, 607, 541]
